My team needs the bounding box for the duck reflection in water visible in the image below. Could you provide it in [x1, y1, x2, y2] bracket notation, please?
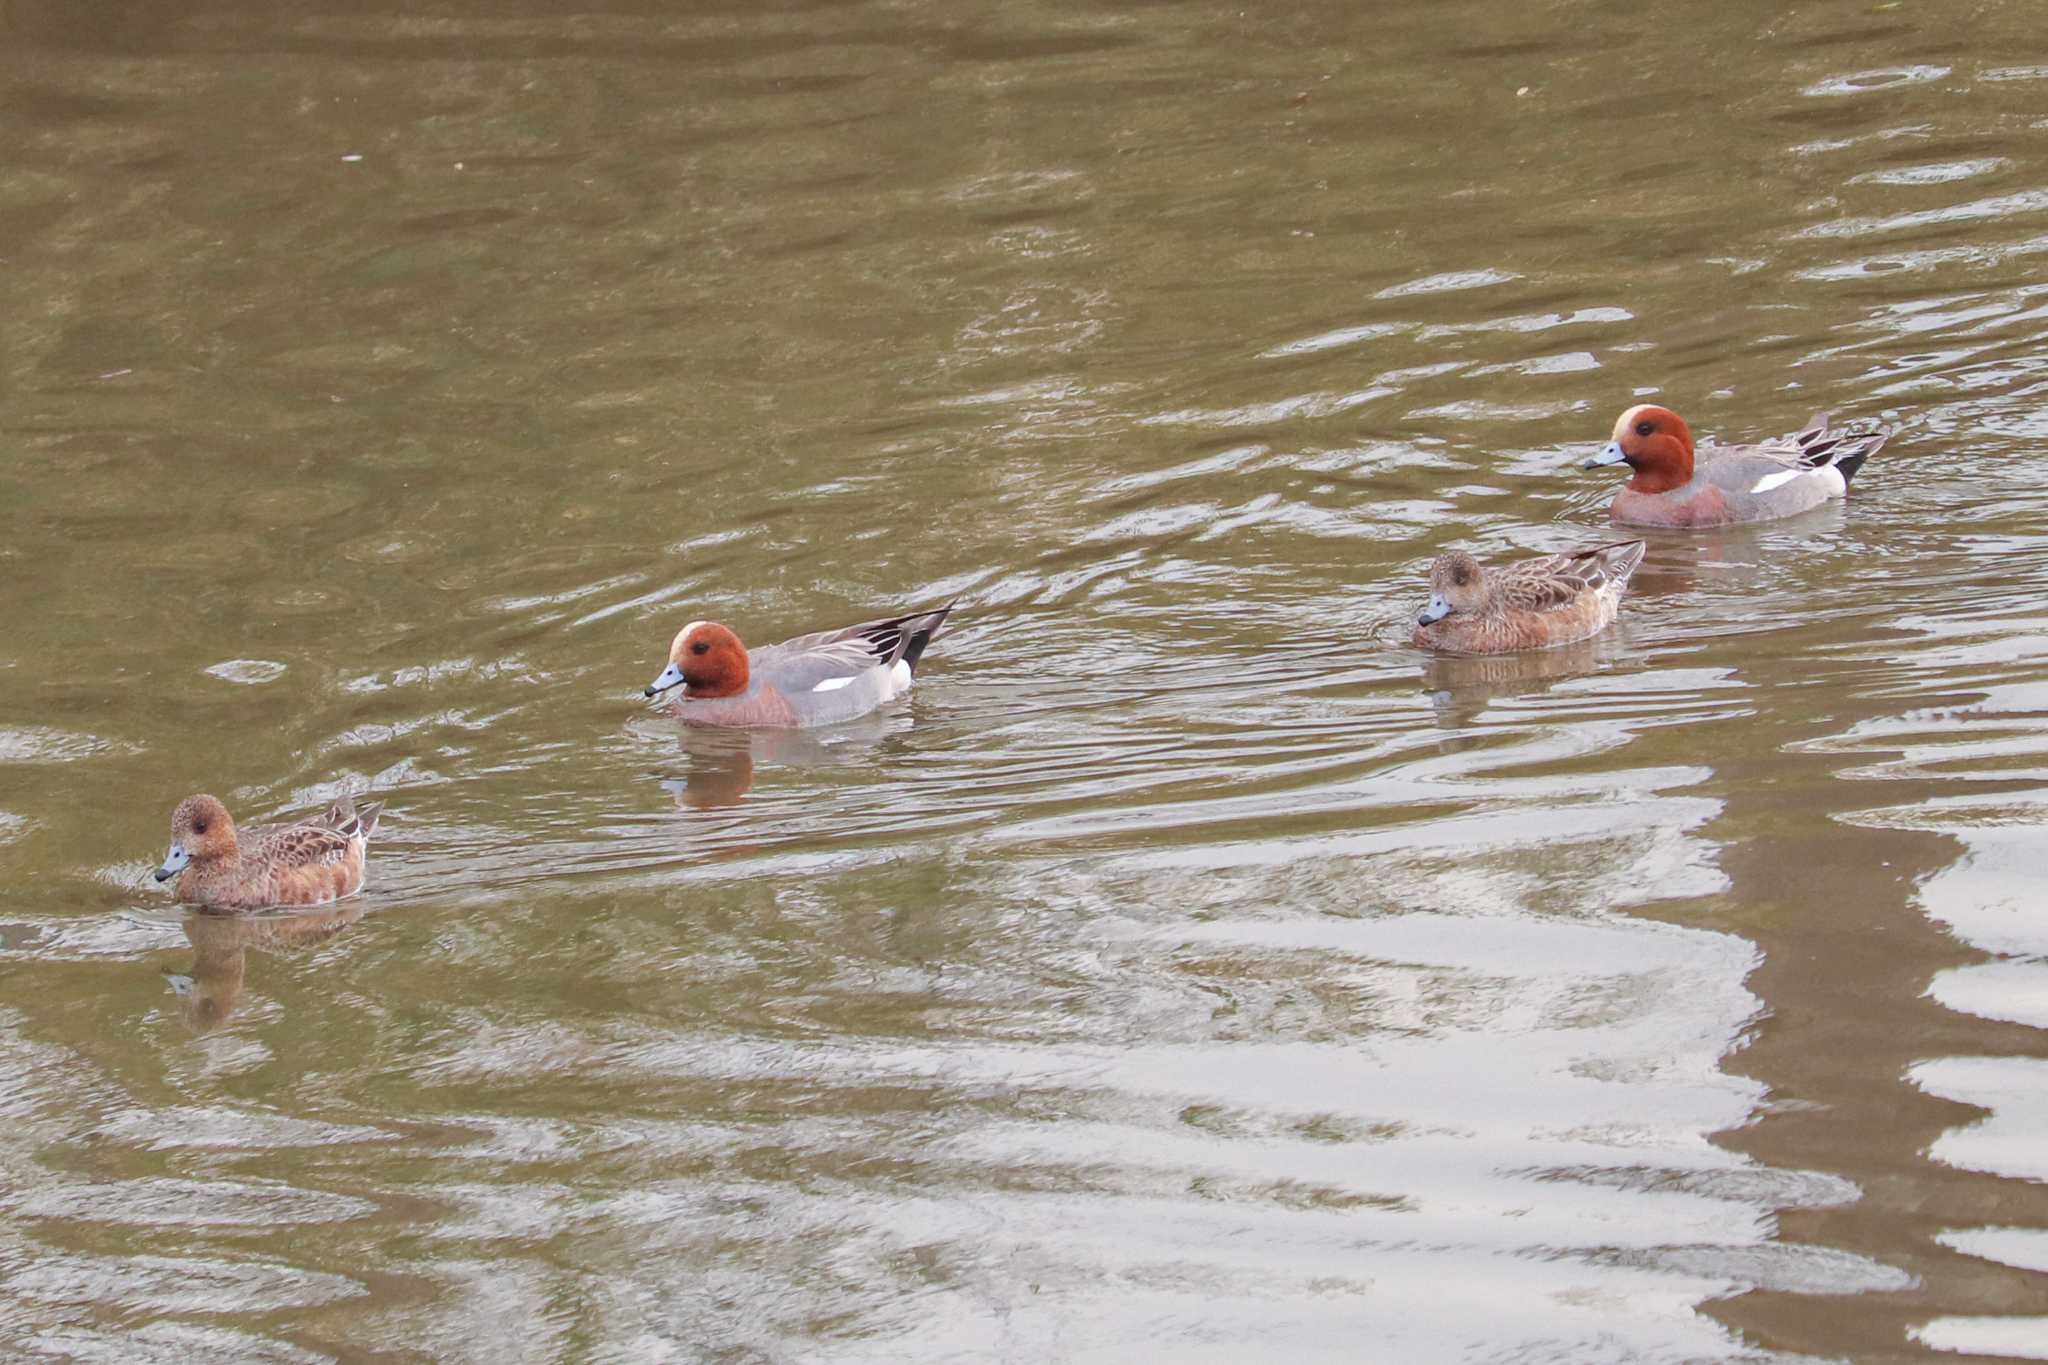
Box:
[1621, 502, 1847, 594]
[660, 715, 901, 810]
[1421, 635, 1620, 727]
[164, 904, 364, 1032]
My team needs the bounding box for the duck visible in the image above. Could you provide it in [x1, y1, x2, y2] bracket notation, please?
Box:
[153, 793, 382, 912]
[644, 602, 955, 728]
[1584, 405, 1887, 528]
[1414, 540, 1646, 655]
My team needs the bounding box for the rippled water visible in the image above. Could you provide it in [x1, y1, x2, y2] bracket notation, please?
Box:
[5, 0, 2048, 1358]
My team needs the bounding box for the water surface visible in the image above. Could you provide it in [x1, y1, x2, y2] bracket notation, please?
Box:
[4, 0, 2048, 1359]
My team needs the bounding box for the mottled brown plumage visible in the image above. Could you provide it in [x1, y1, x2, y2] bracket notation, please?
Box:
[155, 793, 383, 912]
[1413, 541, 1646, 655]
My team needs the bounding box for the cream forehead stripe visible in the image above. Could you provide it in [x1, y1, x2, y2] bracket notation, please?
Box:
[1614, 404, 1660, 435]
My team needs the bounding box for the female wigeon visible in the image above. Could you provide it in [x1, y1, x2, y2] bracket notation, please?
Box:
[645, 602, 955, 728]
[1585, 405, 1887, 528]
[153, 793, 382, 911]
[1414, 540, 1646, 655]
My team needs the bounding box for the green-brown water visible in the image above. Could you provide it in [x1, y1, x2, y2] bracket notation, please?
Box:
[5, 0, 2048, 1359]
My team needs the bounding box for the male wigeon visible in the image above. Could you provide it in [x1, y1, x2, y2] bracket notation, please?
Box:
[1585, 405, 1887, 528]
[1414, 540, 1646, 655]
[154, 793, 382, 911]
[644, 602, 955, 728]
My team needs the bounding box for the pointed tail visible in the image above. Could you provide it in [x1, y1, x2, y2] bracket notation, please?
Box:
[1569, 539, 1646, 589]
[1603, 539, 1648, 581]
[895, 600, 958, 675]
[1833, 435, 1885, 485]
[1797, 415, 1888, 486]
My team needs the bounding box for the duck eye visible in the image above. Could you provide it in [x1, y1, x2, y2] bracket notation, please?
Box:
[193, 821, 208, 834]
[1634, 421, 1654, 437]
[691, 642, 710, 655]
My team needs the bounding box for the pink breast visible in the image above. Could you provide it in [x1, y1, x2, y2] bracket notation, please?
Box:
[1613, 486, 1730, 528]
[676, 685, 801, 728]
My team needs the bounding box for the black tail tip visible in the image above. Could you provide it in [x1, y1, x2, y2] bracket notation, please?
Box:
[1836, 452, 1867, 485]
[900, 602, 958, 676]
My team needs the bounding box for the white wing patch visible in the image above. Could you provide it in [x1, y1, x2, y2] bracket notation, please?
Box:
[1749, 469, 1805, 494]
[811, 675, 857, 692]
